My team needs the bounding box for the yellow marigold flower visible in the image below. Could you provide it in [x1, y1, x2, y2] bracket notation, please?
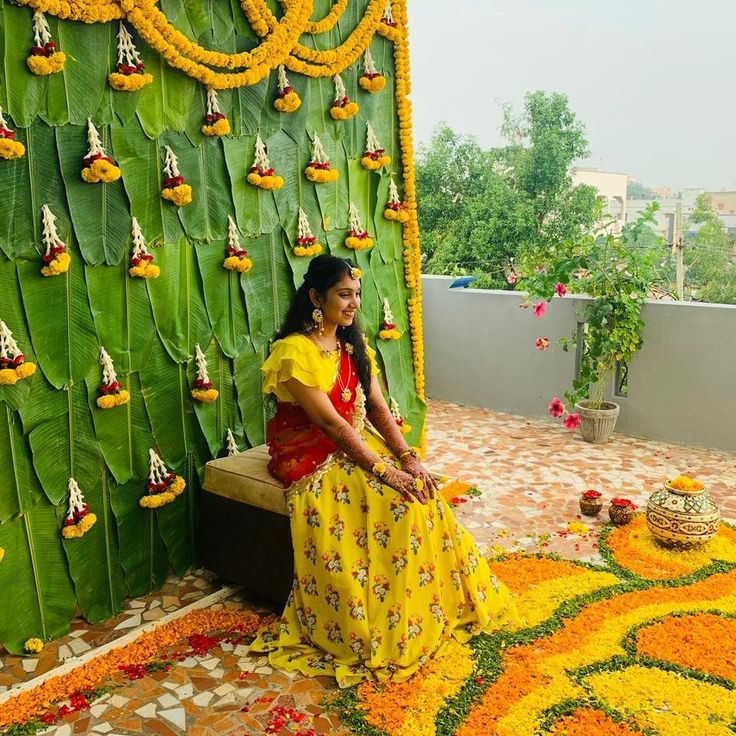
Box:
[0, 546, 4, 562]
[223, 256, 253, 273]
[140, 491, 175, 508]
[330, 102, 359, 120]
[24, 638, 43, 654]
[0, 368, 18, 385]
[115, 389, 131, 406]
[15, 362, 36, 380]
[0, 139, 25, 160]
[400, 422, 412, 435]
[108, 72, 153, 91]
[191, 387, 219, 403]
[96, 394, 118, 410]
[27, 52, 66, 76]
[161, 184, 192, 206]
[274, 91, 301, 112]
[81, 158, 122, 184]
[668, 474, 705, 492]
[201, 117, 230, 137]
[378, 328, 402, 340]
[41, 252, 71, 277]
[246, 171, 262, 186]
[345, 235, 373, 250]
[169, 476, 186, 496]
[260, 175, 284, 190]
[304, 167, 339, 183]
[567, 520, 591, 535]
[359, 75, 386, 93]
[129, 262, 160, 279]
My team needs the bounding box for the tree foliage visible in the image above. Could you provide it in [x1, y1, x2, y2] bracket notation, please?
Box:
[416, 92, 599, 288]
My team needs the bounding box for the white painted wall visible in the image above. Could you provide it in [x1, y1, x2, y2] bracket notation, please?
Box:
[422, 275, 736, 452]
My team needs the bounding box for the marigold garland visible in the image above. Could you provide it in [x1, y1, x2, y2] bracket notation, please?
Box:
[0, 107, 25, 160]
[273, 64, 301, 112]
[160, 145, 192, 206]
[96, 347, 130, 409]
[377, 0, 402, 41]
[293, 208, 323, 257]
[345, 201, 373, 250]
[61, 478, 97, 539]
[128, 216, 160, 278]
[305, 134, 339, 183]
[108, 21, 153, 90]
[139, 449, 185, 508]
[201, 87, 230, 136]
[191, 343, 219, 402]
[0, 320, 36, 384]
[330, 73, 359, 120]
[39, 204, 71, 277]
[247, 134, 284, 190]
[27, 10, 66, 75]
[223, 215, 253, 272]
[0, 608, 270, 731]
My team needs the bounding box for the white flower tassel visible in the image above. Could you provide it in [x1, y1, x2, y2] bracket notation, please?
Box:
[86, 119, 106, 159]
[226, 428, 240, 456]
[273, 64, 301, 112]
[363, 47, 379, 77]
[128, 217, 160, 279]
[294, 208, 322, 257]
[310, 134, 330, 166]
[348, 202, 365, 234]
[206, 87, 221, 118]
[61, 478, 96, 539]
[277, 65, 290, 94]
[381, 0, 395, 25]
[116, 23, 143, 69]
[80, 119, 121, 183]
[96, 347, 130, 408]
[191, 343, 218, 402]
[223, 215, 252, 272]
[247, 135, 283, 188]
[362, 122, 391, 170]
[378, 298, 401, 339]
[253, 135, 271, 172]
[163, 146, 181, 180]
[39, 204, 70, 277]
[32, 10, 51, 48]
[0, 322, 21, 362]
[384, 177, 409, 222]
[201, 88, 230, 135]
[345, 202, 373, 250]
[359, 47, 386, 93]
[141, 449, 186, 507]
[305, 134, 339, 183]
[0, 320, 35, 384]
[389, 396, 411, 434]
[27, 11, 65, 76]
[387, 178, 401, 207]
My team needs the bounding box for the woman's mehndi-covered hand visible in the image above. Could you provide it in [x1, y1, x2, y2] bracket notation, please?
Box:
[400, 455, 438, 497]
[383, 466, 427, 504]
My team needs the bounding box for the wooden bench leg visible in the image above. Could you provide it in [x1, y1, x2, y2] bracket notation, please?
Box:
[200, 491, 294, 606]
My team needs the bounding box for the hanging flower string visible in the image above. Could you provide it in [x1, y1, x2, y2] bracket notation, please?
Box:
[305, 134, 339, 183]
[389, 396, 412, 435]
[384, 178, 409, 223]
[377, 0, 401, 41]
[108, 22, 152, 91]
[294, 208, 323, 257]
[201, 88, 230, 137]
[330, 74, 359, 120]
[0, 321, 36, 385]
[378, 298, 401, 340]
[96, 347, 130, 409]
[81, 119, 121, 183]
[362, 122, 391, 170]
[27, 10, 65, 75]
[226, 428, 240, 456]
[273, 64, 301, 112]
[0, 107, 25, 160]
[359, 47, 386, 92]
[191, 344, 219, 403]
[61, 479, 97, 540]
[345, 202, 373, 250]
[140, 449, 185, 509]
[247, 134, 284, 190]
[223, 216, 253, 273]
[161, 146, 192, 206]
[40, 204, 71, 277]
[128, 217, 160, 279]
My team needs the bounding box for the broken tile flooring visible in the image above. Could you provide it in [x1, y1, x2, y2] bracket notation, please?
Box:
[1, 399, 734, 734]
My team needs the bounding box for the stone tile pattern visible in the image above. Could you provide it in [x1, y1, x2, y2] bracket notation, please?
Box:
[2, 400, 734, 735]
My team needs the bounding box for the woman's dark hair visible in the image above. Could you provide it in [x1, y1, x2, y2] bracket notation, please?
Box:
[274, 254, 372, 408]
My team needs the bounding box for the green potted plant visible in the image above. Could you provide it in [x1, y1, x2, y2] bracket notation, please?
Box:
[520, 205, 662, 443]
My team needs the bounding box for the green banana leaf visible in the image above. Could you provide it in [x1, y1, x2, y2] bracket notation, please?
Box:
[16, 248, 98, 390]
[109, 475, 169, 598]
[239, 230, 294, 350]
[0, 404, 44, 523]
[190, 337, 241, 458]
[0, 501, 77, 654]
[222, 135, 279, 234]
[146, 238, 212, 363]
[0, 5, 5, 109]
[163, 133, 233, 242]
[111, 118, 184, 245]
[233, 345, 267, 447]
[56, 124, 131, 265]
[313, 137, 350, 232]
[193, 240, 250, 358]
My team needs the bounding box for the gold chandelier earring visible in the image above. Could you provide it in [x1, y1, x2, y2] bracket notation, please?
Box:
[312, 307, 324, 336]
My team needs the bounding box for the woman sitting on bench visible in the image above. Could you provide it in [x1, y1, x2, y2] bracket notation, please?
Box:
[250, 255, 515, 686]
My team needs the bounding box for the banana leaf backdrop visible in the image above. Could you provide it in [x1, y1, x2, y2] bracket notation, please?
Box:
[0, 0, 426, 653]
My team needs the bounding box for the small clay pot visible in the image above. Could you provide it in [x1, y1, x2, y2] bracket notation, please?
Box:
[579, 497, 604, 517]
[609, 504, 634, 525]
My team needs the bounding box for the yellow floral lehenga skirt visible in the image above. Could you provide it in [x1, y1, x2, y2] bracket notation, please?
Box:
[250, 426, 516, 687]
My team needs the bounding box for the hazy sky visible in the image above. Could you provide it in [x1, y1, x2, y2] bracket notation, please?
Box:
[405, 0, 736, 191]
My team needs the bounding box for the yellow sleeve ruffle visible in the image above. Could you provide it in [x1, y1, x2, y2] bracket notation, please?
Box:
[366, 343, 380, 377]
[262, 335, 335, 402]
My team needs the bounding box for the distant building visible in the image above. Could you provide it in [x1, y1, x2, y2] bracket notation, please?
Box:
[572, 168, 628, 235]
[706, 191, 736, 215]
[651, 185, 673, 199]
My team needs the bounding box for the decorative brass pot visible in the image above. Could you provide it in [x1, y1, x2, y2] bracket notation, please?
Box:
[646, 482, 720, 548]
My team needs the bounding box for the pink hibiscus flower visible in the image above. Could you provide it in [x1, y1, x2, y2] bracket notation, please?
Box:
[555, 282, 567, 297]
[533, 300, 547, 318]
[563, 413, 581, 429]
[535, 337, 550, 351]
[548, 397, 565, 418]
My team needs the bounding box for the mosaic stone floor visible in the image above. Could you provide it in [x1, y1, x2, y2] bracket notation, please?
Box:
[1, 400, 734, 735]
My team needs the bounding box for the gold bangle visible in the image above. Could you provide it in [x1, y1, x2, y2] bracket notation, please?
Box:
[399, 448, 417, 460]
[372, 461, 388, 477]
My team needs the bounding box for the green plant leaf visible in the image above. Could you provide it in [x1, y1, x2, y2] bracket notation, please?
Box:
[0, 502, 77, 654]
[233, 345, 267, 447]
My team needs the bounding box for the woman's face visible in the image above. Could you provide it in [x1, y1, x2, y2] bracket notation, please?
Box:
[314, 273, 361, 329]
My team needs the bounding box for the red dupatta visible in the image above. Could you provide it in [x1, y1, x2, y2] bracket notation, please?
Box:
[266, 344, 360, 487]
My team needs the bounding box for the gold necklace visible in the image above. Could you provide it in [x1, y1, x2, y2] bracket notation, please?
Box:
[336, 342, 353, 403]
[307, 333, 338, 358]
